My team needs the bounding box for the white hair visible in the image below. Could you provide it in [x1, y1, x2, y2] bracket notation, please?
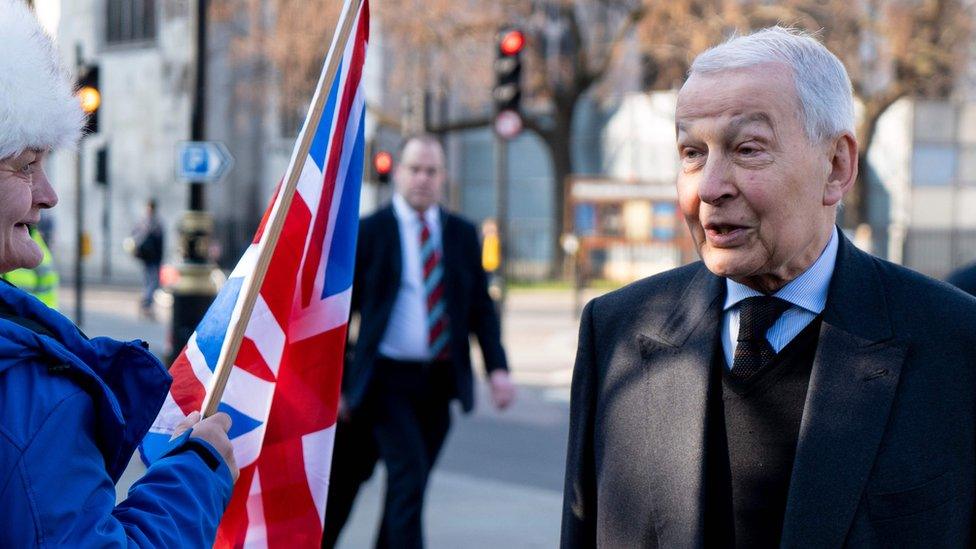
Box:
[689, 26, 855, 143]
[0, 0, 83, 159]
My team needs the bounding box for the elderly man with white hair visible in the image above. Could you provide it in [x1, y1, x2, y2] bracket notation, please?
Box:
[0, 1, 237, 545]
[562, 27, 976, 548]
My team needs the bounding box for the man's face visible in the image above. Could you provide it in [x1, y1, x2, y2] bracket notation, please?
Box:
[675, 63, 839, 292]
[395, 140, 445, 212]
[0, 150, 57, 272]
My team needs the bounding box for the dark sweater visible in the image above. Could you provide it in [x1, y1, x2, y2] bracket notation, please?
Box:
[705, 316, 823, 548]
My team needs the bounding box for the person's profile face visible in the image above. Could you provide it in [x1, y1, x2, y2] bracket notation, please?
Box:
[0, 149, 57, 273]
[395, 140, 445, 213]
[674, 63, 835, 291]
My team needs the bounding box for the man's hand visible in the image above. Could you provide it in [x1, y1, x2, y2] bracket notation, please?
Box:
[489, 369, 516, 410]
[172, 411, 240, 482]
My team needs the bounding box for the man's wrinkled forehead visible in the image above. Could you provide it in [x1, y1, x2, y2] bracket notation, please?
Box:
[675, 66, 798, 136]
[676, 111, 774, 139]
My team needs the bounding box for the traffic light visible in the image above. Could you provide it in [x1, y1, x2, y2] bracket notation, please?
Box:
[373, 150, 393, 184]
[493, 28, 524, 114]
[77, 64, 100, 135]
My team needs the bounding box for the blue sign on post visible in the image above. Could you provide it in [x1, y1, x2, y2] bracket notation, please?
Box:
[176, 141, 234, 182]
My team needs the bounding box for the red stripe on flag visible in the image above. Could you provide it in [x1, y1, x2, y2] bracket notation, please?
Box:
[258, 440, 323, 546]
[169, 351, 206, 415]
[300, 9, 369, 307]
[236, 337, 277, 382]
[213, 464, 257, 548]
[260, 193, 313, 327]
[256, 326, 347, 544]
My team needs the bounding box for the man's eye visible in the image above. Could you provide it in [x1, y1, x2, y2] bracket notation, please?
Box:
[737, 143, 761, 155]
[20, 162, 35, 175]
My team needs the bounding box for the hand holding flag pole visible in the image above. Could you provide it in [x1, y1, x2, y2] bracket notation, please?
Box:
[200, 0, 365, 418]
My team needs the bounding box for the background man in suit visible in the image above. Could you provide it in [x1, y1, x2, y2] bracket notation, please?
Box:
[324, 134, 515, 548]
[562, 27, 976, 548]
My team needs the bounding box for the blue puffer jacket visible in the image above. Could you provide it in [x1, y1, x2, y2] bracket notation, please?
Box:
[0, 282, 233, 546]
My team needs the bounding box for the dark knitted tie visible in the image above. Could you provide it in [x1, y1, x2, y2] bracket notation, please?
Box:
[731, 296, 791, 381]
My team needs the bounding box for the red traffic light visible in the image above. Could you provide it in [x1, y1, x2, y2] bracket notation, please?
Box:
[373, 151, 393, 175]
[499, 30, 525, 56]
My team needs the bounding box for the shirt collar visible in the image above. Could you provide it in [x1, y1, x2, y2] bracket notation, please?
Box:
[392, 193, 440, 227]
[723, 225, 838, 314]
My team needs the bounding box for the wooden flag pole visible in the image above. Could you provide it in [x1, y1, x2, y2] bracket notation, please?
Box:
[200, 0, 365, 417]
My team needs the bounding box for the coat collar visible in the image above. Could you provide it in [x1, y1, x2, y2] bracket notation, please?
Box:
[637, 230, 906, 546]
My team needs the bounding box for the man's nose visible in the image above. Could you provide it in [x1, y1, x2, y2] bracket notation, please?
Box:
[697, 154, 736, 205]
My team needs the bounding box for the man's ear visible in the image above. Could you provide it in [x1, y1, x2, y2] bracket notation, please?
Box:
[824, 132, 858, 207]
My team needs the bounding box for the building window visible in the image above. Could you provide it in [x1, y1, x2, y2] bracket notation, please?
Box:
[106, 0, 156, 45]
[912, 144, 957, 186]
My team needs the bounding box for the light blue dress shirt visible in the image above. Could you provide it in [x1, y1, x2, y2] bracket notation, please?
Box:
[721, 226, 839, 368]
[378, 193, 443, 361]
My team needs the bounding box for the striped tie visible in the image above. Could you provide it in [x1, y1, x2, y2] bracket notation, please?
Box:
[420, 216, 450, 360]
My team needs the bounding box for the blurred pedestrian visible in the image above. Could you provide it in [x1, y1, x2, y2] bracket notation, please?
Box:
[0, 1, 237, 546]
[323, 134, 515, 548]
[131, 198, 164, 319]
[563, 27, 976, 547]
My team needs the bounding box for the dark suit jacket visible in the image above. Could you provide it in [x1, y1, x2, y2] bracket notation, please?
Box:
[562, 232, 976, 548]
[342, 204, 507, 413]
[948, 262, 976, 298]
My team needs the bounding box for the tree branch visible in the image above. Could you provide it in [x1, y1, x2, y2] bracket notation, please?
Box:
[582, 4, 647, 89]
[426, 115, 493, 135]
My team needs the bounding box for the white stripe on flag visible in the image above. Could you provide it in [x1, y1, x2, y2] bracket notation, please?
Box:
[295, 155, 325, 223]
[244, 295, 286, 377]
[147, 393, 185, 435]
[230, 243, 260, 279]
[223, 367, 275, 425]
[287, 287, 351, 342]
[302, 425, 337, 523]
[232, 424, 268, 471]
[243, 469, 268, 548]
[186, 332, 214, 386]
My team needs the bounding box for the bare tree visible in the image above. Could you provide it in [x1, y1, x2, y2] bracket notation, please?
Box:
[635, 0, 974, 227]
[214, 0, 972, 274]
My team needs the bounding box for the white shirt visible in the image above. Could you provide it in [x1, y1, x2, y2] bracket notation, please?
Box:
[378, 193, 443, 361]
[721, 226, 839, 368]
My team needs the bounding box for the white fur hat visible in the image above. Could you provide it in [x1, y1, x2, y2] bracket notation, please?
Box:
[0, 0, 84, 160]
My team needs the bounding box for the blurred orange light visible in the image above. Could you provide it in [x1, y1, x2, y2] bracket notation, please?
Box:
[373, 151, 393, 175]
[500, 30, 525, 56]
[78, 86, 101, 114]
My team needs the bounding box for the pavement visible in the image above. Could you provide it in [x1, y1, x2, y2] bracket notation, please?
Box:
[59, 283, 610, 548]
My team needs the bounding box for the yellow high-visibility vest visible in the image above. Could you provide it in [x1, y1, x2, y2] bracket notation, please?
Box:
[482, 233, 500, 273]
[2, 228, 59, 309]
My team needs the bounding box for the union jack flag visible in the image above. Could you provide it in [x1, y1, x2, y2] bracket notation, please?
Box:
[140, 1, 369, 546]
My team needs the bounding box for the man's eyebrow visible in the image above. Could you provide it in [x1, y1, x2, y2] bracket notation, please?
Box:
[729, 112, 772, 132]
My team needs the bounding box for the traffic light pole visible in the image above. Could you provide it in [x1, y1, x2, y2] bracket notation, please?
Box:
[74, 139, 85, 327]
[495, 133, 509, 318]
[74, 45, 86, 327]
[169, 0, 219, 362]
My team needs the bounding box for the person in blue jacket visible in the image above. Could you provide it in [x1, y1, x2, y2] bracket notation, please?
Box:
[0, 1, 239, 545]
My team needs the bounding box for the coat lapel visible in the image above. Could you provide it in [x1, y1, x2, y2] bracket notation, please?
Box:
[637, 265, 724, 546]
[380, 205, 402, 286]
[781, 234, 907, 548]
[438, 210, 463, 319]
